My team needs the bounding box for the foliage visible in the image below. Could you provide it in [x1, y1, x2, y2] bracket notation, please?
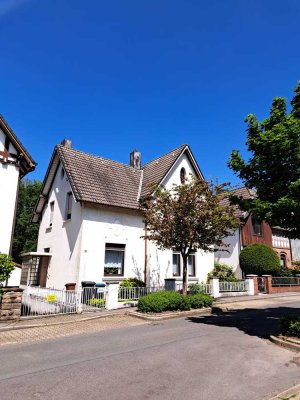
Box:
[239, 243, 281, 276]
[281, 317, 300, 338]
[137, 290, 212, 313]
[228, 82, 300, 239]
[12, 179, 42, 263]
[277, 268, 300, 277]
[186, 293, 213, 309]
[88, 298, 105, 307]
[188, 283, 208, 294]
[207, 262, 238, 282]
[140, 178, 238, 295]
[119, 278, 146, 288]
[0, 254, 15, 285]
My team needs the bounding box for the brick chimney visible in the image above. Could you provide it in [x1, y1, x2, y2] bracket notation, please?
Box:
[61, 139, 72, 148]
[130, 149, 141, 169]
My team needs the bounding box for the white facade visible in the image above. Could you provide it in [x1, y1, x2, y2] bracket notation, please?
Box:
[36, 152, 215, 289]
[0, 128, 20, 254]
[214, 228, 243, 279]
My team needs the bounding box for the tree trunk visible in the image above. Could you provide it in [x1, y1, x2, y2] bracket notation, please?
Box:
[182, 254, 188, 296]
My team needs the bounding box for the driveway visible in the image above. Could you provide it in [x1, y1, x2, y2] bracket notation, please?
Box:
[0, 299, 299, 400]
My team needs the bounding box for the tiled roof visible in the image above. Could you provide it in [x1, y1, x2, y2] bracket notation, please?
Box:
[141, 144, 187, 197]
[56, 144, 188, 210]
[221, 187, 256, 219]
[57, 145, 143, 210]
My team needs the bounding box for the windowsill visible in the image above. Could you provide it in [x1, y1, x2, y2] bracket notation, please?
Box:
[103, 277, 125, 282]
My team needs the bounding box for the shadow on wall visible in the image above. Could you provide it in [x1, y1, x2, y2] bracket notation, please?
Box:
[131, 255, 144, 281]
[187, 306, 300, 339]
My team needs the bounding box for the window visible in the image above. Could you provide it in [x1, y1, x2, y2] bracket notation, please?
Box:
[61, 167, 65, 179]
[104, 244, 125, 276]
[49, 201, 54, 227]
[188, 254, 196, 276]
[180, 167, 186, 184]
[280, 253, 287, 269]
[66, 192, 73, 220]
[173, 253, 181, 276]
[252, 219, 262, 236]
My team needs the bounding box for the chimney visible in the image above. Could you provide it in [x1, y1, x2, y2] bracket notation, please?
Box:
[61, 139, 72, 148]
[130, 149, 141, 169]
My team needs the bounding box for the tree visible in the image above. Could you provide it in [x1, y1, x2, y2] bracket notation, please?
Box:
[0, 253, 15, 286]
[140, 178, 239, 295]
[12, 179, 42, 263]
[239, 243, 281, 276]
[228, 81, 300, 238]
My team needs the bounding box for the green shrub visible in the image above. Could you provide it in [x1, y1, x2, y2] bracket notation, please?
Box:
[137, 290, 213, 313]
[281, 317, 300, 338]
[207, 262, 238, 282]
[188, 283, 206, 294]
[120, 278, 146, 288]
[88, 298, 105, 307]
[239, 243, 281, 276]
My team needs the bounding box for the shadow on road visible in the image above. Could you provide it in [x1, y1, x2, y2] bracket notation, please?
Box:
[187, 306, 300, 338]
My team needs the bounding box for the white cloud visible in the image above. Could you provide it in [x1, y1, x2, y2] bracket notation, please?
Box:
[0, 0, 30, 17]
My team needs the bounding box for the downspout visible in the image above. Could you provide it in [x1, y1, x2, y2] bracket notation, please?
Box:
[144, 223, 148, 284]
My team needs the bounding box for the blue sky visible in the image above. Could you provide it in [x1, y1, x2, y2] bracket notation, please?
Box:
[1, 0, 300, 184]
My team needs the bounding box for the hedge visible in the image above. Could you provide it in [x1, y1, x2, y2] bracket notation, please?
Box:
[120, 278, 146, 288]
[281, 317, 300, 338]
[137, 290, 212, 313]
[239, 243, 281, 276]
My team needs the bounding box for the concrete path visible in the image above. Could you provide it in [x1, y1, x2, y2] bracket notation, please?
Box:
[0, 299, 299, 400]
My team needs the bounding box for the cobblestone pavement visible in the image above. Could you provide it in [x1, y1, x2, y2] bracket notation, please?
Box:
[0, 314, 147, 346]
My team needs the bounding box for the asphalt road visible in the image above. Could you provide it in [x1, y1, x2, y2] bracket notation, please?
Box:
[1, 300, 300, 400]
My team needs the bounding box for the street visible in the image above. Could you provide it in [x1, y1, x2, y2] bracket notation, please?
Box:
[0, 298, 300, 400]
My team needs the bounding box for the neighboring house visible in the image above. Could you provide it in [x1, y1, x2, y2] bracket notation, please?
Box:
[0, 115, 36, 256]
[215, 187, 297, 277]
[27, 141, 214, 290]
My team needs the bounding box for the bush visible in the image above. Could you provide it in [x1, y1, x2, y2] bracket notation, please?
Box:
[88, 298, 105, 307]
[188, 283, 207, 294]
[207, 262, 238, 282]
[186, 293, 213, 309]
[137, 290, 212, 313]
[239, 243, 281, 276]
[281, 317, 300, 338]
[120, 278, 146, 288]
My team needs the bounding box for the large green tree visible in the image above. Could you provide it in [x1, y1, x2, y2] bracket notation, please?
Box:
[140, 178, 238, 295]
[229, 81, 300, 238]
[12, 179, 42, 263]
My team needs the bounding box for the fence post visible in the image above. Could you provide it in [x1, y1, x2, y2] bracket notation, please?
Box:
[210, 277, 220, 298]
[105, 283, 120, 310]
[245, 275, 256, 296]
[76, 289, 83, 313]
[262, 275, 272, 294]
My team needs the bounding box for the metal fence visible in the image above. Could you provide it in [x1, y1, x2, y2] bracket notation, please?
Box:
[219, 281, 247, 292]
[118, 286, 164, 302]
[176, 282, 212, 295]
[271, 277, 300, 287]
[21, 286, 106, 318]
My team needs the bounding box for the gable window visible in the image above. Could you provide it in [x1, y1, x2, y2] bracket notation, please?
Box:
[252, 219, 262, 236]
[180, 167, 186, 184]
[104, 244, 125, 276]
[173, 252, 181, 276]
[61, 167, 65, 179]
[66, 192, 73, 220]
[188, 254, 196, 277]
[49, 201, 54, 227]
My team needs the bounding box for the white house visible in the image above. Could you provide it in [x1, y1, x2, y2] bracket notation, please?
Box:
[28, 141, 214, 290]
[0, 115, 36, 256]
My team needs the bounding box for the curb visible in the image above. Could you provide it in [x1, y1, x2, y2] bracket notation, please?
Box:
[269, 335, 300, 352]
[0, 311, 129, 332]
[126, 307, 211, 321]
[267, 383, 300, 400]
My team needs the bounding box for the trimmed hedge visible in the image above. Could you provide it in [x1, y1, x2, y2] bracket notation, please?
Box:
[137, 290, 212, 313]
[239, 243, 281, 276]
[281, 317, 300, 338]
[120, 278, 146, 288]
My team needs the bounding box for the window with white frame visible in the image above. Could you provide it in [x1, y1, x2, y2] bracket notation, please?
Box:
[173, 252, 181, 276]
[66, 192, 73, 220]
[49, 201, 54, 227]
[104, 244, 125, 276]
[188, 254, 196, 276]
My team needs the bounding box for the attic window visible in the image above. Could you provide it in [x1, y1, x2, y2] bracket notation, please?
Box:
[61, 168, 65, 179]
[180, 167, 186, 184]
[66, 192, 73, 220]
